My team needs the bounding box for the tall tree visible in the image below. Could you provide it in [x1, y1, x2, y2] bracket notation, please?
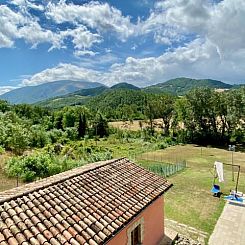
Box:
[78, 113, 87, 138]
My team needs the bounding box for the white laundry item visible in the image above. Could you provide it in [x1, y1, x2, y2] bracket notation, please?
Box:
[214, 161, 224, 182]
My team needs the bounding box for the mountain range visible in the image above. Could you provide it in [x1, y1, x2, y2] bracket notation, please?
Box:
[0, 80, 103, 104]
[0, 77, 241, 106]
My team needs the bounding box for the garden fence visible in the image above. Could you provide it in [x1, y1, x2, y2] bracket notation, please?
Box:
[146, 161, 187, 177]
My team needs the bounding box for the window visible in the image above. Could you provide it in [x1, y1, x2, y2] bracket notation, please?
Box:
[127, 218, 144, 245]
[131, 224, 142, 245]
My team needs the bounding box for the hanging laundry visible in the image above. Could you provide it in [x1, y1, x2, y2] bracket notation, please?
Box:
[214, 161, 224, 182]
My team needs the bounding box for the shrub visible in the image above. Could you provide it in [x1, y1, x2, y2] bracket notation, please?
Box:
[64, 127, 78, 141]
[86, 151, 112, 163]
[5, 153, 61, 182]
[48, 129, 64, 143]
[30, 126, 50, 148]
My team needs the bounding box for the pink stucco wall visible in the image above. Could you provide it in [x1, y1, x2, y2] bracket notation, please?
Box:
[107, 195, 164, 245]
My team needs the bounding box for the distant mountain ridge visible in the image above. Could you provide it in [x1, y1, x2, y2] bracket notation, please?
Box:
[35, 78, 235, 108]
[0, 80, 103, 104]
[0, 78, 237, 106]
[144, 77, 232, 95]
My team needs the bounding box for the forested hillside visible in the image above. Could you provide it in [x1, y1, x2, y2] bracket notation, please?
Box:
[36, 83, 141, 108]
[144, 77, 232, 95]
[1, 77, 237, 107]
[0, 86, 244, 151]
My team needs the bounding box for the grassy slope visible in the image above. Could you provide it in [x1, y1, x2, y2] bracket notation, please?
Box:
[139, 145, 245, 236]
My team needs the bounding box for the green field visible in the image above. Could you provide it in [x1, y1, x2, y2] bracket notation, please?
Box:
[139, 145, 245, 237]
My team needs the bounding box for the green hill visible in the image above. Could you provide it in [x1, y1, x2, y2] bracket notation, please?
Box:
[86, 88, 147, 119]
[110, 82, 140, 90]
[35, 78, 235, 108]
[36, 86, 108, 108]
[36, 83, 140, 108]
[144, 77, 232, 95]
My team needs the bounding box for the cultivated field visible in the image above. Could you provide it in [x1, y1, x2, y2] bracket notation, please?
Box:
[109, 119, 164, 131]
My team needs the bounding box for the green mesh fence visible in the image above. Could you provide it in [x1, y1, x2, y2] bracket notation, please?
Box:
[146, 161, 186, 177]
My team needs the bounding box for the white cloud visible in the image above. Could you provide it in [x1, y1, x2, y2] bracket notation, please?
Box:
[0, 86, 19, 95]
[74, 50, 98, 57]
[0, 5, 26, 48]
[61, 26, 102, 50]
[147, 0, 245, 54]
[21, 63, 101, 86]
[10, 0, 44, 11]
[46, 1, 135, 41]
[18, 22, 63, 50]
[2, 0, 245, 87]
[0, 4, 63, 49]
[19, 34, 244, 88]
[0, 3, 103, 54]
[102, 38, 235, 87]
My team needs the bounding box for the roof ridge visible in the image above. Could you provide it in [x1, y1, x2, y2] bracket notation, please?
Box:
[0, 157, 125, 204]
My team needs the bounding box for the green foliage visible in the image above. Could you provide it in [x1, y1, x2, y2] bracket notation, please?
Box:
[86, 151, 112, 163]
[0, 85, 244, 158]
[5, 151, 86, 182]
[5, 153, 60, 182]
[144, 77, 232, 95]
[144, 162, 186, 177]
[92, 113, 109, 138]
[48, 129, 65, 143]
[5, 124, 30, 155]
[30, 125, 50, 148]
[157, 137, 176, 149]
[174, 87, 245, 145]
[64, 127, 78, 141]
[0, 146, 5, 154]
[87, 89, 147, 120]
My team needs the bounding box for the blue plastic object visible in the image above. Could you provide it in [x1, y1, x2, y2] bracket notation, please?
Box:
[211, 184, 220, 194]
[224, 194, 243, 203]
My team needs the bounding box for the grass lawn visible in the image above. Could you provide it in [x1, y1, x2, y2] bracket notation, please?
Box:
[139, 145, 245, 237]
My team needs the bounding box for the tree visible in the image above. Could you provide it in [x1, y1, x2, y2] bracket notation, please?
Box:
[155, 95, 175, 135]
[78, 113, 87, 138]
[6, 123, 30, 155]
[93, 113, 109, 138]
[145, 97, 157, 136]
[62, 107, 77, 128]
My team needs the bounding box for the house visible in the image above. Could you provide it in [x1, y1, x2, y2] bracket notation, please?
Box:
[0, 158, 172, 245]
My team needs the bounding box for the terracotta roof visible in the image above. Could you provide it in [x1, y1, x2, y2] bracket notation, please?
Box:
[0, 158, 172, 245]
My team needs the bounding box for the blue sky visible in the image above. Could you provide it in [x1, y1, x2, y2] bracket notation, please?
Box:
[0, 0, 245, 94]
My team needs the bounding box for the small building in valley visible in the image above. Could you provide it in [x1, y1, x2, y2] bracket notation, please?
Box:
[0, 158, 172, 245]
